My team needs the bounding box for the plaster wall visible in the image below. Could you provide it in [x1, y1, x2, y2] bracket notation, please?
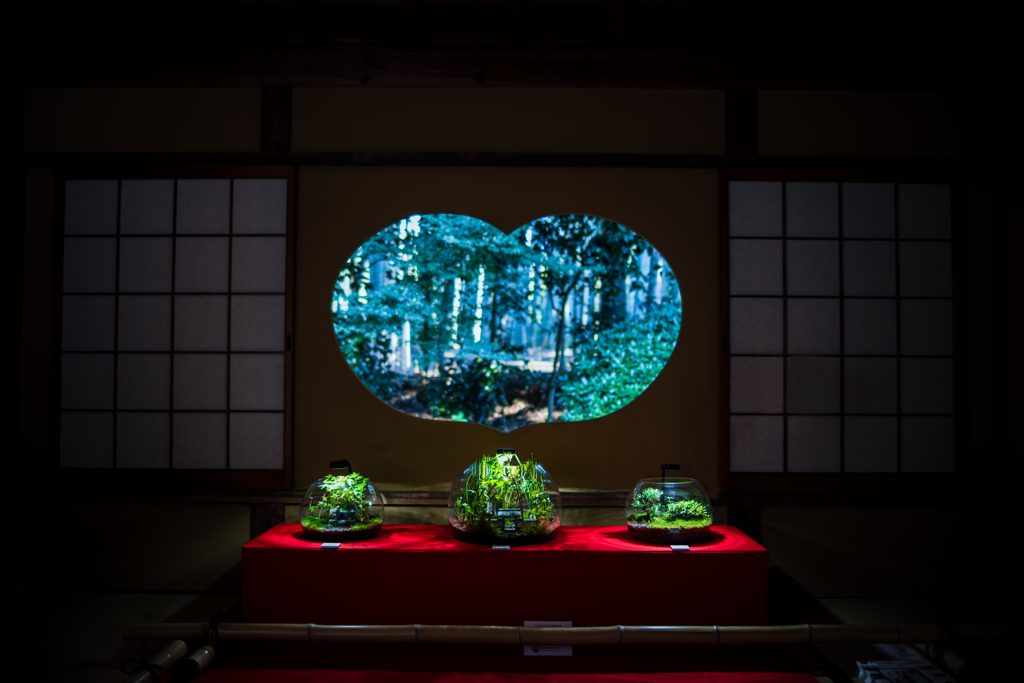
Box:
[758, 90, 992, 158]
[23, 88, 262, 153]
[293, 166, 720, 493]
[292, 88, 726, 154]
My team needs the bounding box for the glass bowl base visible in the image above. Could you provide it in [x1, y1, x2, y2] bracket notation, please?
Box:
[626, 522, 711, 545]
[300, 518, 382, 542]
[450, 521, 558, 546]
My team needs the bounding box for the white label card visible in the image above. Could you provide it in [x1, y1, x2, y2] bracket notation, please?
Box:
[523, 621, 572, 657]
[670, 545, 690, 552]
[320, 542, 341, 549]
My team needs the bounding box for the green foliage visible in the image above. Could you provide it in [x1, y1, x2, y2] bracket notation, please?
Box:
[640, 517, 713, 531]
[634, 487, 663, 521]
[301, 514, 382, 533]
[560, 302, 680, 421]
[453, 452, 556, 525]
[630, 488, 711, 528]
[334, 213, 682, 429]
[419, 359, 543, 425]
[307, 472, 375, 524]
[665, 499, 710, 521]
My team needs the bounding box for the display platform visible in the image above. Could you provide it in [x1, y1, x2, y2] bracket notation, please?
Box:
[243, 525, 767, 626]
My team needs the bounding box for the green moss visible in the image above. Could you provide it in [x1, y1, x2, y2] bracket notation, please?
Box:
[630, 492, 711, 528]
[628, 514, 711, 530]
[453, 518, 558, 539]
[452, 452, 557, 528]
[302, 516, 330, 531]
[301, 514, 383, 542]
[348, 517, 383, 532]
[302, 514, 382, 533]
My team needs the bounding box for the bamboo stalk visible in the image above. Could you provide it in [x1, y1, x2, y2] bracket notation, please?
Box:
[120, 639, 187, 683]
[311, 625, 417, 643]
[522, 626, 619, 646]
[182, 642, 216, 677]
[718, 625, 811, 645]
[419, 625, 520, 645]
[897, 625, 944, 643]
[122, 622, 993, 645]
[621, 626, 718, 646]
[924, 642, 972, 677]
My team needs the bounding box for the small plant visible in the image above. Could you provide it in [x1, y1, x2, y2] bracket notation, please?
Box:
[450, 451, 559, 545]
[310, 472, 374, 522]
[634, 487, 663, 523]
[627, 483, 712, 544]
[300, 470, 382, 540]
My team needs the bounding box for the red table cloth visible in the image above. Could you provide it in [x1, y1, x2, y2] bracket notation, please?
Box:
[243, 525, 766, 626]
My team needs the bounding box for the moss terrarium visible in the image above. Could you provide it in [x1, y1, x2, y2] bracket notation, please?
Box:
[626, 466, 713, 544]
[300, 460, 384, 541]
[449, 449, 561, 546]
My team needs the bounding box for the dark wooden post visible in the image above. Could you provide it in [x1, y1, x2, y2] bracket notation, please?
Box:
[7, 89, 26, 475]
[252, 86, 292, 538]
[250, 503, 286, 539]
[506, 0, 522, 43]
[725, 88, 757, 157]
[261, 86, 292, 154]
[403, 0, 421, 44]
[608, 0, 626, 43]
[728, 505, 762, 545]
[722, 90, 758, 543]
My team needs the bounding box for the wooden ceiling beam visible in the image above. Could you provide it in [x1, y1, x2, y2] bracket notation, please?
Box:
[708, 0, 728, 44]
[403, 0, 422, 43]
[23, 47, 971, 90]
[192, 0, 218, 44]
[301, 0, 332, 46]
[607, 0, 626, 43]
[19, 150, 974, 173]
[261, 85, 293, 153]
[506, 0, 523, 43]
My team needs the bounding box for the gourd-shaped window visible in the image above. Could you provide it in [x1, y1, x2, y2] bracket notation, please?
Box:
[333, 214, 681, 432]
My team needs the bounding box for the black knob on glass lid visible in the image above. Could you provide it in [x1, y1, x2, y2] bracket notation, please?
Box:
[330, 459, 353, 474]
[301, 459, 383, 541]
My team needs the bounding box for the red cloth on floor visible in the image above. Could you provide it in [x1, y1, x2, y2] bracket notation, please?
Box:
[243, 525, 767, 626]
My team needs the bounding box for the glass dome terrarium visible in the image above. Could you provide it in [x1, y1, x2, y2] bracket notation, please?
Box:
[449, 449, 561, 546]
[300, 460, 384, 541]
[626, 465, 713, 544]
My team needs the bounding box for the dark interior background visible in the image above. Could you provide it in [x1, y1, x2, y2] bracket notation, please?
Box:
[9, 0, 1021, 621]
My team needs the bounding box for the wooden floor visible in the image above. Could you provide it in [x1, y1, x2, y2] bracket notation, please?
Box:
[18, 590, 240, 683]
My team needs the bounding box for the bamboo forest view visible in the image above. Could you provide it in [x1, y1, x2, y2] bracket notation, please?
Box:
[333, 214, 682, 432]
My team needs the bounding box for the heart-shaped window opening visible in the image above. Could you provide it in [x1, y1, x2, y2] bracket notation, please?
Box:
[333, 214, 682, 433]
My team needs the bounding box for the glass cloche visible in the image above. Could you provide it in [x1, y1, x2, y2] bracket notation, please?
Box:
[626, 465, 713, 544]
[449, 449, 561, 546]
[300, 460, 384, 541]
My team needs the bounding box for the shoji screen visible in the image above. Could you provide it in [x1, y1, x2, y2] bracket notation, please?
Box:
[56, 170, 293, 487]
[723, 174, 960, 487]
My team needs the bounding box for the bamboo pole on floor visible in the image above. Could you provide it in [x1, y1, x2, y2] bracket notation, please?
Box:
[120, 639, 187, 683]
[120, 622, 1016, 646]
[182, 642, 217, 678]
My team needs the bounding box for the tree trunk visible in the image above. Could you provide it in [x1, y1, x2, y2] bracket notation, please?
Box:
[489, 292, 499, 345]
[546, 294, 569, 421]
